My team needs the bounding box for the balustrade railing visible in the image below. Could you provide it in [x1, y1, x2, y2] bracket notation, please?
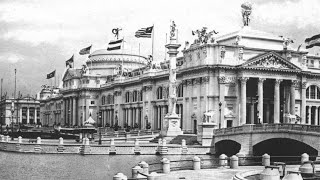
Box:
[213, 123, 320, 135]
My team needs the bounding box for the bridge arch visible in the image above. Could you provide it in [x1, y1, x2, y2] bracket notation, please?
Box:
[251, 132, 319, 153]
[253, 138, 317, 156]
[215, 140, 241, 156]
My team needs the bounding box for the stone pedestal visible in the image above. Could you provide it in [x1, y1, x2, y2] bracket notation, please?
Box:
[161, 113, 183, 137]
[198, 123, 217, 146]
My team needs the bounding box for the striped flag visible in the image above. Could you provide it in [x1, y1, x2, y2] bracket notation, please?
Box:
[305, 34, 320, 49]
[135, 26, 153, 38]
[107, 39, 123, 51]
[79, 45, 92, 55]
[46, 70, 55, 79]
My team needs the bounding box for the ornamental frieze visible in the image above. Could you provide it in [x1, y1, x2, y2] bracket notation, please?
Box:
[114, 91, 122, 96]
[143, 85, 153, 91]
[202, 76, 210, 83]
[194, 78, 201, 85]
[218, 76, 226, 84]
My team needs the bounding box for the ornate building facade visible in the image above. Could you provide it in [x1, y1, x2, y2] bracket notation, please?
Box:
[39, 19, 320, 133]
[0, 97, 40, 125]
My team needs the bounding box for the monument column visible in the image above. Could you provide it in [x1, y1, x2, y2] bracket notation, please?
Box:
[301, 82, 307, 124]
[258, 78, 265, 123]
[274, 79, 282, 123]
[240, 77, 249, 125]
[161, 21, 183, 137]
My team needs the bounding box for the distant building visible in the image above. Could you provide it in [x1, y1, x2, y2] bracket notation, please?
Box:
[39, 10, 320, 133]
[0, 97, 40, 125]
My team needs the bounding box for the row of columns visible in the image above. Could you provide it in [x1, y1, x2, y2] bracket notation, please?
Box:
[101, 109, 114, 126]
[63, 97, 78, 126]
[240, 78, 296, 125]
[20, 107, 38, 124]
[154, 105, 168, 130]
[123, 107, 142, 128]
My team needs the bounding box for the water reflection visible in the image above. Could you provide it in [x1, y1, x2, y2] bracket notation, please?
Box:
[0, 152, 213, 179]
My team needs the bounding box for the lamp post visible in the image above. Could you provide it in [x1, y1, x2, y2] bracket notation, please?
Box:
[11, 101, 14, 140]
[219, 102, 222, 129]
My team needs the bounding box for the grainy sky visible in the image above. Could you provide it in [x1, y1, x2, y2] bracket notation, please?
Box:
[0, 0, 319, 96]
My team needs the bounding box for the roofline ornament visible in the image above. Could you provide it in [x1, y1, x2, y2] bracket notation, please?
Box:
[241, 2, 253, 26]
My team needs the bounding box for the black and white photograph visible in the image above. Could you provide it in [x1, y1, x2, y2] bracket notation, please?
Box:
[0, 0, 319, 179]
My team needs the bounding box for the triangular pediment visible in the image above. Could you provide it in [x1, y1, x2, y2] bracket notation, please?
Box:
[238, 51, 301, 70]
[62, 69, 82, 81]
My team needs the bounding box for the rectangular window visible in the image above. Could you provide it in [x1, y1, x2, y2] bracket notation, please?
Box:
[310, 60, 314, 67]
[91, 101, 95, 105]
[310, 86, 316, 99]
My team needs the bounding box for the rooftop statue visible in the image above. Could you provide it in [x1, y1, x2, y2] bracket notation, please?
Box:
[241, 2, 253, 26]
[170, 21, 176, 40]
[279, 36, 294, 50]
[112, 28, 122, 39]
[192, 27, 218, 44]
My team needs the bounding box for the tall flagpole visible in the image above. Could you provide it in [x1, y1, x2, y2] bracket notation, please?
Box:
[152, 24, 154, 58]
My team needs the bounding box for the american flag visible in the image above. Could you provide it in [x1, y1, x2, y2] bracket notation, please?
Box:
[135, 26, 153, 38]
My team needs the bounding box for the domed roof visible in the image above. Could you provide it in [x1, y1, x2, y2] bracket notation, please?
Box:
[88, 49, 148, 64]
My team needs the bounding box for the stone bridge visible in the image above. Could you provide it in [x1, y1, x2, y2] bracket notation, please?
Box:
[211, 124, 320, 156]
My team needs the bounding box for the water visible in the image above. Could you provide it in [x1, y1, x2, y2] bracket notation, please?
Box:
[0, 152, 214, 180]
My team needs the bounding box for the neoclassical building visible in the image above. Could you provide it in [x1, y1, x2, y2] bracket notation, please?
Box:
[0, 96, 40, 126]
[39, 19, 320, 133]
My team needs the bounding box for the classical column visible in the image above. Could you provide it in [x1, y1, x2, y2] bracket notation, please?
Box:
[158, 106, 162, 129]
[290, 80, 296, 115]
[128, 108, 132, 127]
[64, 99, 67, 125]
[218, 76, 226, 128]
[19, 108, 23, 124]
[34, 108, 37, 124]
[27, 107, 30, 124]
[301, 82, 307, 124]
[315, 106, 318, 125]
[136, 108, 139, 126]
[240, 77, 249, 125]
[274, 79, 282, 124]
[72, 97, 76, 126]
[258, 78, 265, 123]
[308, 105, 312, 125]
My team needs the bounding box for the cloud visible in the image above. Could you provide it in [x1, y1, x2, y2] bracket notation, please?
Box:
[0, 53, 24, 63]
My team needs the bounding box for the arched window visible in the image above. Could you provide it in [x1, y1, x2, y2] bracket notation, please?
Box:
[306, 85, 320, 99]
[177, 84, 183, 97]
[125, 92, 130, 103]
[102, 95, 106, 105]
[133, 91, 138, 102]
[157, 86, 163, 99]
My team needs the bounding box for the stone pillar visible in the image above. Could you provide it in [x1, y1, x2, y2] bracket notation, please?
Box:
[34, 108, 37, 124]
[308, 106, 312, 125]
[290, 80, 296, 115]
[27, 107, 30, 124]
[157, 106, 161, 129]
[72, 97, 76, 126]
[315, 106, 318, 125]
[240, 77, 249, 125]
[218, 76, 226, 128]
[274, 79, 282, 124]
[63, 99, 67, 125]
[258, 78, 265, 123]
[301, 82, 307, 124]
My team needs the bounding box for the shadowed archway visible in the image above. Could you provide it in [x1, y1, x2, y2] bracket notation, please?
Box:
[253, 138, 318, 157]
[215, 140, 241, 156]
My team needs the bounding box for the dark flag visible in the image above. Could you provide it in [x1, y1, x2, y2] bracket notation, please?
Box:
[66, 55, 74, 68]
[305, 34, 320, 49]
[79, 45, 92, 55]
[46, 70, 55, 79]
[135, 26, 153, 38]
[107, 39, 123, 51]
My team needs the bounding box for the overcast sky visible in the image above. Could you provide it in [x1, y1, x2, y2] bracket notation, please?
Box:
[0, 0, 319, 96]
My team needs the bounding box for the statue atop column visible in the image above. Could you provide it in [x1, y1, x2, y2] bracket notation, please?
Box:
[241, 2, 253, 26]
[162, 21, 183, 137]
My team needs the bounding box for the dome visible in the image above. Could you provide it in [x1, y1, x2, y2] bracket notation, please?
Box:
[85, 49, 148, 76]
